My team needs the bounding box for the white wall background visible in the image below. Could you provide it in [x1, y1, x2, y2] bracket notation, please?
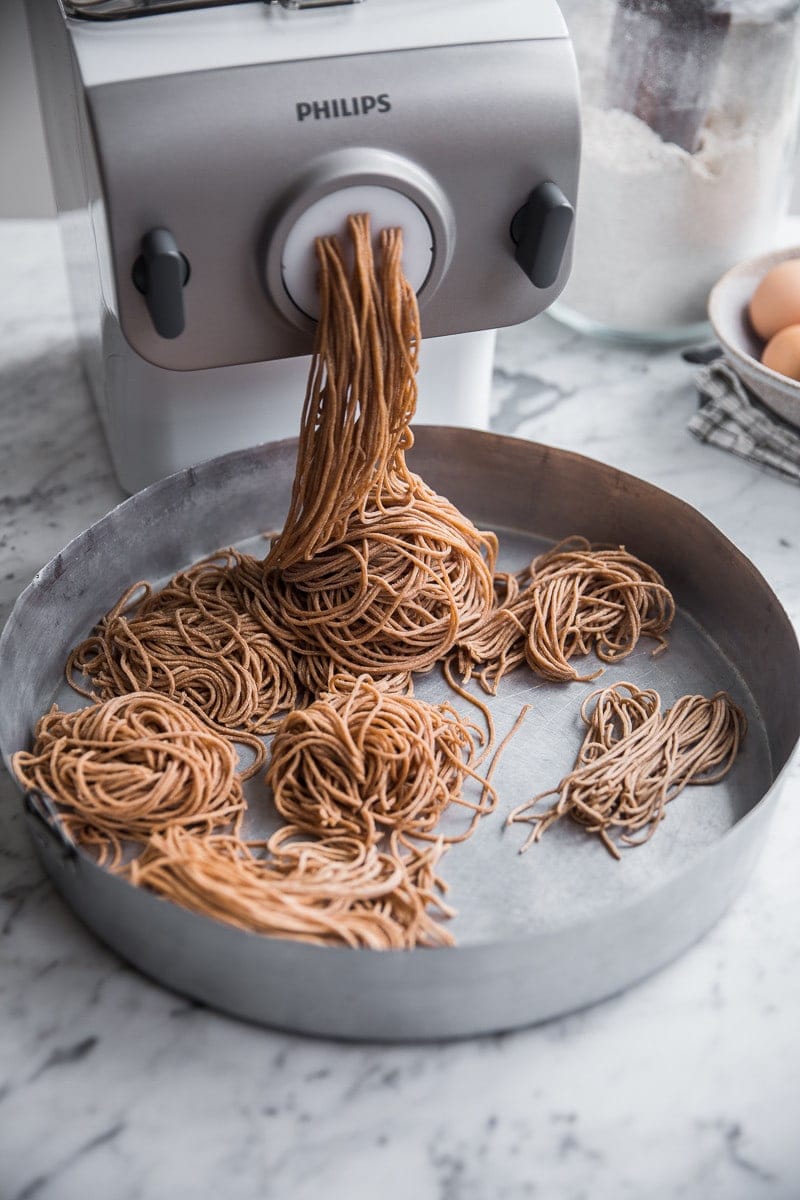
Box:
[1, 1, 798, 219]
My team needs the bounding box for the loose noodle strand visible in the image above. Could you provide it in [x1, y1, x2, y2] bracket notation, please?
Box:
[506, 681, 746, 858]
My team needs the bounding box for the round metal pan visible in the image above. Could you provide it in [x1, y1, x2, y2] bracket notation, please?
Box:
[1, 428, 798, 1040]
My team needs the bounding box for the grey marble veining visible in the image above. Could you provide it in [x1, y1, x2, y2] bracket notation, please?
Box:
[1, 220, 799, 1200]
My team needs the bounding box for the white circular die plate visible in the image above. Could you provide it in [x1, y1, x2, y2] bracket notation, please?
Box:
[281, 185, 434, 319]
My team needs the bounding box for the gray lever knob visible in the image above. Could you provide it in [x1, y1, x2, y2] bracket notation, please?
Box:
[132, 228, 190, 339]
[510, 182, 574, 290]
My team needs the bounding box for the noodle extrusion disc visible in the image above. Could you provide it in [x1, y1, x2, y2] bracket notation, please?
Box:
[1, 429, 797, 1039]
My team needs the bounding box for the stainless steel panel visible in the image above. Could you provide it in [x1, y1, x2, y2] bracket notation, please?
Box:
[86, 38, 580, 369]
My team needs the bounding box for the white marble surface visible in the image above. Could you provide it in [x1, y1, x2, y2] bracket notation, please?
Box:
[1, 219, 799, 1200]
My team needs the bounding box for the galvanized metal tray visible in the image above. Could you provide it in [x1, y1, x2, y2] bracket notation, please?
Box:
[1, 428, 798, 1040]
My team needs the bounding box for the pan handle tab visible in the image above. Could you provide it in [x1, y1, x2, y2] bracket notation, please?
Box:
[24, 791, 78, 866]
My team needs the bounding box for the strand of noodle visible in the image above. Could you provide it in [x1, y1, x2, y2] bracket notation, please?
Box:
[457, 537, 675, 692]
[129, 825, 454, 949]
[261, 215, 497, 680]
[266, 674, 500, 847]
[67, 550, 296, 750]
[12, 692, 249, 869]
[442, 654, 495, 768]
[506, 681, 745, 858]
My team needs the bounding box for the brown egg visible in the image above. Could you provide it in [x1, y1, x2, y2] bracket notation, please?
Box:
[761, 324, 800, 381]
[749, 258, 800, 340]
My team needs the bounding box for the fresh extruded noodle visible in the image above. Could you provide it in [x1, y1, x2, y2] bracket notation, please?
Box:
[264, 219, 419, 569]
[129, 826, 455, 949]
[12, 692, 248, 869]
[11, 684, 480, 946]
[267, 673, 509, 846]
[457, 537, 676, 692]
[269, 488, 496, 691]
[262, 214, 497, 682]
[506, 681, 746, 858]
[67, 550, 296, 744]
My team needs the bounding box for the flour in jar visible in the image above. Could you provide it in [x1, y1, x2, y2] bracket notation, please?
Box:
[556, 1, 800, 336]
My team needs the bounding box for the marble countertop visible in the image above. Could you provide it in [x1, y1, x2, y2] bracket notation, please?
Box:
[1, 219, 799, 1200]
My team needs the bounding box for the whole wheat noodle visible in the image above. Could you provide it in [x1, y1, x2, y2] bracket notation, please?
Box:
[267, 673, 525, 847]
[12, 683, 486, 945]
[269, 489, 496, 691]
[506, 681, 746, 858]
[264, 219, 418, 569]
[130, 825, 455, 949]
[261, 214, 497, 681]
[149, 661, 515, 944]
[12, 685, 474, 946]
[457, 536, 676, 693]
[67, 550, 294, 750]
[12, 692, 248, 869]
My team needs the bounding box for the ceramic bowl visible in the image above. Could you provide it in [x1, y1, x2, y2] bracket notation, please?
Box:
[708, 245, 800, 429]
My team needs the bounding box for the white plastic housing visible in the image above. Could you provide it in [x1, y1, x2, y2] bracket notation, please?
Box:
[101, 327, 497, 494]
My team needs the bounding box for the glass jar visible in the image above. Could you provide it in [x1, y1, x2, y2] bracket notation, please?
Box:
[553, 0, 800, 343]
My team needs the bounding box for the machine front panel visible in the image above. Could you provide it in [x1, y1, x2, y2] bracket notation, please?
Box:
[87, 38, 580, 370]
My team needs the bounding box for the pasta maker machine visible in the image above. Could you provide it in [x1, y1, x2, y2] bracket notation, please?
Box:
[26, 0, 581, 493]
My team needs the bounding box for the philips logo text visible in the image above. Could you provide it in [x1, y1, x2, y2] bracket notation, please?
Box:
[296, 94, 391, 122]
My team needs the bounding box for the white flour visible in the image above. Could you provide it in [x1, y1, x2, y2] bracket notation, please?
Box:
[557, 2, 800, 335]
